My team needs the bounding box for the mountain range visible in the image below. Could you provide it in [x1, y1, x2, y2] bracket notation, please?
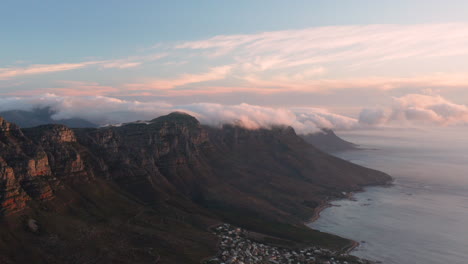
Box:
[0, 112, 390, 263]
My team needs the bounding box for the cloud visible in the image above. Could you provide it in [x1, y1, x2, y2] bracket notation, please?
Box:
[392, 94, 468, 125]
[2, 93, 468, 132]
[0, 81, 120, 97]
[171, 23, 468, 94]
[359, 94, 468, 126]
[0, 94, 358, 133]
[0, 53, 167, 80]
[4, 23, 468, 98]
[178, 103, 297, 129]
[101, 61, 142, 69]
[126, 65, 233, 90]
[46, 81, 120, 96]
[291, 107, 358, 132]
[0, 62, 99, 80]
[177, 103, 357, 133]
[0, 94, 172, 125]
[244, 73, 468, 93]
[99, 53, 167, 69]
[178, 23, 468, 65]
[358, 108, 388, 126]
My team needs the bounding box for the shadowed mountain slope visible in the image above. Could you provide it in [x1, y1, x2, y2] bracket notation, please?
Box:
[301, 128, 358, 153]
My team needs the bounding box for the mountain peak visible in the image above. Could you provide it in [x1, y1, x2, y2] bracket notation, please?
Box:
[150, 111, 200, 126]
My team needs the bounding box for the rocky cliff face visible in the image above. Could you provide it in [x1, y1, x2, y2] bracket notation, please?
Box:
[0, 113, 391, 264]
[0, 118, 53, 214]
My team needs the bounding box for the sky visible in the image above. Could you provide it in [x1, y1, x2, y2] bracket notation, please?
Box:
[2, 0, 468, 132]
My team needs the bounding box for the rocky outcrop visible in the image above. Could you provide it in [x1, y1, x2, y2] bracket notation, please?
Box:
[0, 156, 30, 212]
[0, 117, 16, 132]
[23, 125, 88, 181]
[0, 122, 93, 214]
[0, 123, 53, 213]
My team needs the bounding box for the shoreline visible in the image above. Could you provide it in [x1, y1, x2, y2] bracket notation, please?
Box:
[309, 201, 332, 223]
[306, 181, 393, 256]
[308, 197, 361, 254]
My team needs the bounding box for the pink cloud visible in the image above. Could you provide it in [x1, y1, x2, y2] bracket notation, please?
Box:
[177, 24, 468, 66]
[121, 72, 468, 97]
[173, 23, 468, 94]
[0, 62, 100, 80]
[243, 72, 468, 93]
[101, 61, 142, 69]
[152, 86, 282, 97]
[0, 53, 167, 80]
[126, 65, 232, 90]
[1, 81, 119, 97]
[99, 53, 167, 69]
[46, 81, 120, 96]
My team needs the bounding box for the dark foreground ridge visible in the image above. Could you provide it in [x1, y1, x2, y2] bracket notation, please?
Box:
[0, 112, 391, 264]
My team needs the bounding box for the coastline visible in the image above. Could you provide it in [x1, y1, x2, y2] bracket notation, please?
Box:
[308, 198, 361, 254]
[309, 201, 332, 223]
[306, 180, 394, 257]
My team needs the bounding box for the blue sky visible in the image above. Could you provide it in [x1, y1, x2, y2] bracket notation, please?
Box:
[2, 1, 468, 131]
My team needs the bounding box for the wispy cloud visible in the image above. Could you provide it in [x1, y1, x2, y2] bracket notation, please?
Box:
[0, 53, 167, 80]
[47, 81, 120, 96]
[0, 62, 99, 80]
[173, 23, 468, 94]
[177, 23, 468, 65]
[243, 72, 468, 93]
[126, 65, 232, 90]
[0, 81, 120, 97]
[4, 23, 468, 98]
[101, 61, 142, 69]
[99, 53, 167, 69]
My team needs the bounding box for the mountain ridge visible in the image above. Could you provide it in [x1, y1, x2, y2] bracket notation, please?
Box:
[301, 128, 359, 153]
[0, 112, 391, 263]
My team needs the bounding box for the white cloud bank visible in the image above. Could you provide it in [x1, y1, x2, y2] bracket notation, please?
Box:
[1, 93, 468, 134]
[0, 94, 357, 133]
[359, 94, 468, 126]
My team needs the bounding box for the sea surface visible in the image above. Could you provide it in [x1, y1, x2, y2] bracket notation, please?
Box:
[307, 128, 468, 264]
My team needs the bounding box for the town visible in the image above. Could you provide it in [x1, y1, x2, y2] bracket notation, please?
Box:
[204, 224, 377, 264]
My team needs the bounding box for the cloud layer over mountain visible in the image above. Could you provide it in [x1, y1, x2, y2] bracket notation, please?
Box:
[0, 94, 359, 133]
[2, 93, 468, 133]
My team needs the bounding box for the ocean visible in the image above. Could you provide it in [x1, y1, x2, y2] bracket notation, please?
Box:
[307, 128, 468, 264]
